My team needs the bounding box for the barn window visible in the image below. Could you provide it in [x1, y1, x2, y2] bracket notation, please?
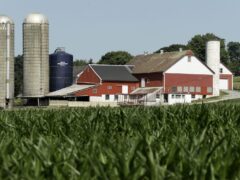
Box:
[176, 95, 181, 99]
[196, 86, 201, 93]
[171, 94, 175, 99]
[156, 94, 160, 99]
[207, 87, 213, 93]
[114, 95, 118, 101]
[189, 86, 195, 92]
[220, 68, 223, 73]
[107, 86, 112, 90]
[191, 94, 196, 99]
[177, 86, 182, 92]
[172, 87, 177, 93]
[183, 86, 189, 92]
[105, 94, 110, 100]
[92, 89, 97, 94]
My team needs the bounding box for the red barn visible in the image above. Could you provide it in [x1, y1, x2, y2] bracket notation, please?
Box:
[75, 64, 139, 102]
[128, 50, 215, 104]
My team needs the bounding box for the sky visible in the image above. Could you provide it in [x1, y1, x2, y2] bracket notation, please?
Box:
[1, 0, 240, 62]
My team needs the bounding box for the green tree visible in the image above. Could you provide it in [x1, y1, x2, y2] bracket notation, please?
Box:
[155, 44, 187, 53]
[227, 42, 240, 62]
[187, 33, 229, 64]
[14, 55, 23, 96]
[74, 59, 93, 66]
[98, 51, 133, 65]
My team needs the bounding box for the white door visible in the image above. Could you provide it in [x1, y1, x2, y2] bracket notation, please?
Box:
[141, 78, 145, 87]
[220, 79, 228, 90]
[122, 85, 128, 94]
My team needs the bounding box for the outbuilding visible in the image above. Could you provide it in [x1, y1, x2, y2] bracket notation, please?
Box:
[75, 64, 139, 102]
[219, 63, 233, 90]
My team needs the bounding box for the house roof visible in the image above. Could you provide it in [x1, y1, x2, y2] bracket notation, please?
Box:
[46, 84, 95, 97]
[90, 64, 139, 82]
[128, 50, 194, 74]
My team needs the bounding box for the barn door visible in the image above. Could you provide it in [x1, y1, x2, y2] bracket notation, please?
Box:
[141, 78, 145, 87]
[122, 85, 128, 94]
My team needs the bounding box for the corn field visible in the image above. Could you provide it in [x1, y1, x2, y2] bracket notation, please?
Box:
[0, 104, 240, 179]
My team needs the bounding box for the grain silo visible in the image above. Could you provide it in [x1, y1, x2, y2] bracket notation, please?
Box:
[49, 48, 73, 92]
[23, 13, 49, 99]
[0, 15, 14, 108]
[206, 41, 220, 96]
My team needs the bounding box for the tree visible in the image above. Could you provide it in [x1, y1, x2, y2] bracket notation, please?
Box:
[155, 44, 187, 53]
[187, 33, 229, 64]
[227, 42, 240, 62]
[98, 51, 133, 65]
[14, 55, 23, 96]
[74, 59, 94, 66]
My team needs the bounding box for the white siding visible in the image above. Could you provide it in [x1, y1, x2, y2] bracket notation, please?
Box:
[168, 94, 191, 105]
[219, 79, 228, 90]
[165, 56, 213, 75]
[220, 63, 232, 75]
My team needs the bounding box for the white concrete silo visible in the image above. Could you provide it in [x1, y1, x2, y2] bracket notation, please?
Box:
[23, 13, 49, 98]
[0, 15, 14, 108]
[206, 41, 220, 96]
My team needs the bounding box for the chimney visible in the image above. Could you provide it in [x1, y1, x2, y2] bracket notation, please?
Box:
[206, 41, 220, 96]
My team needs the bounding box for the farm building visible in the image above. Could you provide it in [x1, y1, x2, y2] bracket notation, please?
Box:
[127, 50, 215, 105]
[126, 42, 233, 105]
[47, 41, 233, 106]
[75, 64, 139, 102]
[47, 64, 139, 104]
[219, 63, 233, 90]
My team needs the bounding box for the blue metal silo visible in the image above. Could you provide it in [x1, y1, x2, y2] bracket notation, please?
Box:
[49, 48, 73, 92]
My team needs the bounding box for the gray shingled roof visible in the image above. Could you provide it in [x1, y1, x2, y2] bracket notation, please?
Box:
[73, 65, 86, 83]
[128, 50, 193, 74]
[90, 64, 138, 82]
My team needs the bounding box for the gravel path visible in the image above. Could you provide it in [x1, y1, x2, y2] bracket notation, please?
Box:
[203, 90, 240, 103]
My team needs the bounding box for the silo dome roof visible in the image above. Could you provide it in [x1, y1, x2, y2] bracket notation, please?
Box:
[24, 13, 48, 24]
[0, 15, 14, 24]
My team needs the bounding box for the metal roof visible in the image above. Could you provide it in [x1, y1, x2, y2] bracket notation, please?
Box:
[24, 13, 48, 24]
[128, 50, 193, 74]
[46, 84, 95, 97]
[90, 64, 139, 82]
[131, 87, 163, 95]
[0, 15, 13, 24]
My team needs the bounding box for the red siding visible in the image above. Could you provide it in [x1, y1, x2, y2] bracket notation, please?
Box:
[77, 66, 100, 84]
[220, 74, 233, 90]
[133, 73, 163, 87]
[75, 82, 139, 96]
[164, 73, 213, 95]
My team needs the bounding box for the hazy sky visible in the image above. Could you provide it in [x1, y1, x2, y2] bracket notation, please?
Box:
[1, 0, 240, 61]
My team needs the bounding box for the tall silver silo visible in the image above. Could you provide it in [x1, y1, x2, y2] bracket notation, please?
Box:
[23, 13, 49, 98]
[0, 15, 14, 108]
